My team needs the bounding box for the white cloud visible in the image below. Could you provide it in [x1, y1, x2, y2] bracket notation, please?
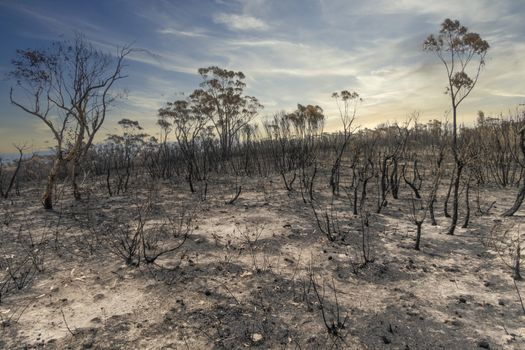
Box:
[158, 28, 208, 38]
[213, 13, 268, 31]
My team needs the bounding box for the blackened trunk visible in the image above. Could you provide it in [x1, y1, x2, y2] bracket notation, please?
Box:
[429, 198, 437, 226]
[444, 169, 455, 218]
[42, 157, 63, 210]
[447, 163, 463, 235]
[415, 222, 422, 250]
[462, 180, 471, 228]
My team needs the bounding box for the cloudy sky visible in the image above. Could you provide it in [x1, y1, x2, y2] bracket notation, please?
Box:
[1, 0, 524, 154]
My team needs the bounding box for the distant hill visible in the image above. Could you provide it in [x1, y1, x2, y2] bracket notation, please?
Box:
[0, 149, 53, 163]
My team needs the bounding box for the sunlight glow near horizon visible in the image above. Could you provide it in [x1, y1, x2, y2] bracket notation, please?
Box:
[1, 0, 525, 153]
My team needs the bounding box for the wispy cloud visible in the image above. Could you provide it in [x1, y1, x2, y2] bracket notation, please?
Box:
[158, 28, 208, 38]
[213, 13, 268, 31]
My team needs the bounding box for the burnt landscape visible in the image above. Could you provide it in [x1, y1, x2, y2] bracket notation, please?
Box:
[1, 1, 525, 349]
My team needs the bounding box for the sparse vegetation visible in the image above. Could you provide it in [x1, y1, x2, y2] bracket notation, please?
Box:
[1, 16, 525, 350]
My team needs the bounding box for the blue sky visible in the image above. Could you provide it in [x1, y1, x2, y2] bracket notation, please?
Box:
[1, 0, 525, 153]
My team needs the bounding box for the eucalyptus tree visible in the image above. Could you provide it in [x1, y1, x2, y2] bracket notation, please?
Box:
[106, 119, 149, 195]
[424, 18, 489, 234]
[9, 34, 131, 209]
[329, 90, 361, 196]
[193, 66, 263, 160]
[264, 112, 297, 191]
[288, 104, 325, 203]
[158, 96, 210, 193]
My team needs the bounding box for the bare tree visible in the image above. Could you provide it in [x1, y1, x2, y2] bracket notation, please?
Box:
[503, 113, 525, 216]
[330, 91, 360, 196]
[485, 222, 523, 281]
[424, 18, 489, 235]
[0, 145, 29, 199]
[288, 104, 325, 203]
[9, 34, 131, 209]
[158, 98, 210, 193]
[406, 156, 443, 250]
[264, 112, 298, 192]
[106, 119, 149, 195]
[376, 122, 410, 212]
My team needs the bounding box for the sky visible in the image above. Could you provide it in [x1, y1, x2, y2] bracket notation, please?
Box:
[0, 0, 525, 154]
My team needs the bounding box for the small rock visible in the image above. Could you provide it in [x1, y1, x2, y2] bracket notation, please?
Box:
[251, 333, 263, 343]
[93, 293, 105, 301]
[90, 317, 101, 324]
[240, 271, 253, 278]
[382, 335, 391, 344]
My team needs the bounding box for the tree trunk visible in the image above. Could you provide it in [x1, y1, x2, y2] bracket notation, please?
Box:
[503, 127, 525, 216]
[390, 157, 399, 200]
[380, 155, 390, 209]
[444, 168, 455, 218]
[462, 180, 471, 228]
[447, 162, 463, 235]
[415, 222, 422, 250]
[281, 171, 296, 192]
[106, 167, 113, 196]
[227, 184, 242, 205]
[429, 198, 437, 226]
[187, 162, 196, 193]
[330, 158, 340, 196]
[504, 185, 525, 217]
[352, 185, 359, 215]
[308, 163, 317, 202]
[72, 158, 81, 200]
[42, 157, 63, 210]
[515, 241, 522, 281]
[2, 149, 24, 199]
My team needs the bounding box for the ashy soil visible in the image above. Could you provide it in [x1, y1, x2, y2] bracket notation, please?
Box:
[0, 176, 524, 349]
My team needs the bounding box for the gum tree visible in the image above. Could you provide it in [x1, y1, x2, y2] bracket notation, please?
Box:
[158, 97, 210, 193]
[9, 34, 131, 209]
[423, 18, 489, 235]
[329, 90, 361, 196]
[193, 66, 263, 160]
